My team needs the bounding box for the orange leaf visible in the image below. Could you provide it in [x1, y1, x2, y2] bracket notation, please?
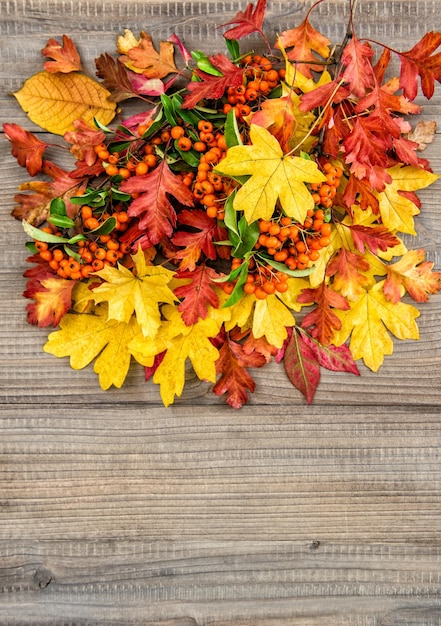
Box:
[42, 34, 83, 73]
[121, 32, 178, 79]
[3, 123, 49, 176]
[384, 249, 441, 303]
[277, 16, 331, 78]
[24, 275, 76, 327]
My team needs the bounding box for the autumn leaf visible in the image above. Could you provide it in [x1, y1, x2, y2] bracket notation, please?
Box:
[345, 224, 401, 255]
[92, 246, 177, 338]
[3, 123, 49, 176]
[128, 304, 222, 407]
[384, 249, 441, 303]
[252, 294, 296, 348]
[300, 331, 360, 376]
[172, 210, 226, 271]
[283, 328, 320, 404]
[299, 283, 350, 345]
[182, 54, 245, 109]
[215, 124, 325, 223]
[213, 329, 266, 409]
[398, 31, 441, 100]
[44, 304, 143, 389]
[326, 247, 370, 301]
[220, 0, 269, 48]
[63, 119, 106, 167]
[376, 164, 439, 234]
[277, 16, 331, 78]
[174, 264, 221, 326]
[333, 281, 420, 371]
[95, 52, 141, 102]
[42, 34, 83, 73]
[119, 31, 178, 79]
[120, 159, 194, 246]
[14, 71, 116, 135]
[405, 120, 437, 151]
[23, 275, 76, 327]
[340, 36, 375, 98]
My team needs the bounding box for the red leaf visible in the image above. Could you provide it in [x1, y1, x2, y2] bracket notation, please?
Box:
[172, 209, 226, 271]
[63, 119, 106, 167]
[174, 264, 220, 326]
[220, 0, 268, 45]
[348, 224, 401, 255]
[299, 283, 350, 345]
[144, 352, 166, 381]
[182, 54, 245, 109]
[300, 332, 360, 376]
[326, 247, 370, 301]
[120, 160, 194, 246]
[3, 123, 49, 176]
[398, 31, 441, 100]
[343, 174, 380, 213]
[95, 53, 141, 102]
[213, 331, 266, 409]
[283, 330, 320, 404]
[42, 34, 82, 73]
[340, 36, 375, 98]
[23, 274, 76, 327]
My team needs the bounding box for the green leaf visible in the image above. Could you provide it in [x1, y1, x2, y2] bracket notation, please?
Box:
[224, 191, 239, 236]
[224, 109, 242, 148]
[173, 141, 201, 167]
[94, 117, 112, 133]
[63, 245, 82, 262]
[161, 93, 178, 126]
[225, 38, 240, 61]
[257, 254, 314, 277]
[50, 198, 67, 216]
[191, 50, 224, 76]
[223, 263, 249, 307]
[22, 219, 70, 244]
[88, 216, 117, 235]
[48, 214, 75, 229]
[232, 216, 260, 257]
[111, 188, 132, 202]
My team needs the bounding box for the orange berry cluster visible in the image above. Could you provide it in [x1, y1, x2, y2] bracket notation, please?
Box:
[94, 141, 158, 179]
[224, 257, 290, 300]
[223, 54, 283, 120]
[310, 162, 343, 209]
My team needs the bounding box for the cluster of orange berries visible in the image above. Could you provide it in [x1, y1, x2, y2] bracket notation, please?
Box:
[223, 54, 284, 120]
[226, 257, 290, 300]
[94, 141, 158, 179]
[310, 162, 343, 209]
[34, 205, 131, 280]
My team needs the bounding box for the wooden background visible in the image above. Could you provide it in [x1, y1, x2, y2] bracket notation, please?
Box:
[1, 1, 441, 624]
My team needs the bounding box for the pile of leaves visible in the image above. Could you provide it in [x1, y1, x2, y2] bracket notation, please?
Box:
[4, 0, 441, 407]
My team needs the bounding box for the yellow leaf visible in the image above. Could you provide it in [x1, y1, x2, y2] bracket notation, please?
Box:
[224, 293, 256, 332]
[277, 277, 311, 311]
[215, 124, 325, 223]
[333, 281, 420, 371]
[43, 305, 142, 389]
[128, 305, 222, 407]
[252, 295, 295, 348]
[92, 247, 177, 338]
[376, 165, 439, 234]
[14, 71, 116, 135]
[308, 224, 344, 287]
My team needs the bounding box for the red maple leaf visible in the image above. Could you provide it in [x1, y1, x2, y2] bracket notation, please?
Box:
[298, 283, 350, 345]
[182, 54, 245, 109]
[42, 34, 83, 73]
[283, 329, 320, 404]
[174, 264, 220, 326]
[220, 0, 269, 48]
[347, 224, 401, 255]
[277, 15, 331, 78]
[3, 123, 49, 176]
[172, 209, 226, 271]
[342, 115, 391, 186]
[24, 274, 76, 327]
[398, 31, 441, 100]
[213, 330, 266, 409]
[120, 160, 194, 246]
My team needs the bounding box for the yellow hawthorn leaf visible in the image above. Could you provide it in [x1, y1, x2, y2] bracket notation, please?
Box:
[308, 224, 344, 287]
[128, 305, 221, 407]
[92, 247, 177, 338]
[71, 281, 95, 313]
[252, 295, 295, 348]
[224, 293, 256, 332]
[117, 29, 140, 54]
[215, 124, 325, 223]
[376, 165, 439, 234]
[277, 277, 311, 311]
[333, 280, 420, 371]
[14, 71, 116, 135]
[43, 305, 143, 389]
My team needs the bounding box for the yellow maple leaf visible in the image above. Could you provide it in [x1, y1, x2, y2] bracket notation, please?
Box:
[215, 124, 325, 223]
[14, 71, 116, 135]
[43, 304, 143, 389]
[333, 280, 420, 371]
[92, 247, 177, 338]
[376, 165, 439, 234]
[128, 305, 222, 407]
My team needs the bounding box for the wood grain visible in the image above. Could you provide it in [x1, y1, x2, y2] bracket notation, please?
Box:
[1, 1, 441, 624]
